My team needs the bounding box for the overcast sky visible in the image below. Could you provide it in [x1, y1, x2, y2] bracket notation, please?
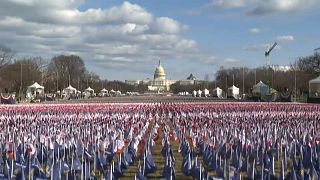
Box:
[1, 0, 320, 80]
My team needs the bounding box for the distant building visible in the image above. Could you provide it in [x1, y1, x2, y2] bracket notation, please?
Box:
[146, 61, 176, 91]
[178, 74, 205, 86]
[177, 73, 197, 85]
[125, 61, 198, 92]
[187, 73, 196, 80]
[125, 80, 142, 86]
[179, 80, 195, 86]
[270, 65, 291, 72]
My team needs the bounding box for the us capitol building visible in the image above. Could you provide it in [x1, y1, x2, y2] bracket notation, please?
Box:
[125, 61, 199, 92]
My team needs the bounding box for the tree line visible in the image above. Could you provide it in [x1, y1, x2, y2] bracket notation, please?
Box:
[0, 45, 147, 96]
[171, 53, 320, 96]
[1, 44, 319, 96]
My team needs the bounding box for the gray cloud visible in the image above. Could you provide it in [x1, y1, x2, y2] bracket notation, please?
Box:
[246, 0, 318, 15]
[0, 0, 216, 79]
[201, 0, 320, 16]
[0, 1, 153, 25]
[209, 0, 247, 9]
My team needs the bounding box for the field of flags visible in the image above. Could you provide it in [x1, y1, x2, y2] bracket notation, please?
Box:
[0, 102, 319, 180]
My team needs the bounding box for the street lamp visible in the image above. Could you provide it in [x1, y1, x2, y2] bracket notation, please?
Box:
[225, 75, 228, 98]
[19, 63, 23, 100]
[294, 62, 297, 102]
[242, 67, 245, 96]
[56, 72, 59, 94]
[19, 63, 34, 100]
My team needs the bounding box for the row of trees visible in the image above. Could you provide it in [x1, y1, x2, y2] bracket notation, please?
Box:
[0, 45, 148, 96]
[213, 66, 313, 96]
[1, 44, 319, 97]
[171, 53, 320, 96]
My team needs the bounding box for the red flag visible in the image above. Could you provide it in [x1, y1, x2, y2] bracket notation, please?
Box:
[169, 132, 174, 141]
[28, 144, 36, 157]
[8, 151, 14, 160]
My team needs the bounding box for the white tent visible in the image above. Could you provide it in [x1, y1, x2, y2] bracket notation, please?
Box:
[85, 87, 94, 93]
[100, 88, 108, 93]
[203, 89, 210, 97]
[193, 90, 197, 97]
[28, 82, 44, 90]
[100, 88, 108, 97]
[197, 90, 202, 97]
[84, 87, 95, 98]
[252, 81, 269, 96]
[213, 87, 223, 98]
[26, 82, 44, 99]
[228, 85, 240, 99]
[309, 76, 320, 97]
[63, 85, 77, 95]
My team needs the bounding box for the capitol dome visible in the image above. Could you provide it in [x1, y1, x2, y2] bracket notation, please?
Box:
[154, 60, 166, 80]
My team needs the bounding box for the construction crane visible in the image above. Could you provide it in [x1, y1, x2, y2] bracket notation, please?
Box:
[265, 42, 277, 67]
[314, 47, 320, 54]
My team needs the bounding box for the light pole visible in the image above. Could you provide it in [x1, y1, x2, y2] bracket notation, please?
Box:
[20, 63, 22, 100]
[78, 77, 80, 91]
[56, 72, 59, 94]
[38, 64, 48, 86]
[294, 63, 297, 102]
[254, 68, 257, 84]
[19, 63, 35, 99]
[242, 67, 245, 96]
[68, 74, 71, 86]
[225, 75, 228, 98]
[86, 78, 89, 88]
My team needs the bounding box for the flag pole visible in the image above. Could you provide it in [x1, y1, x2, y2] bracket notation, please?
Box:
[94, 141, 96, 175]
[143, 152, 146, 175]
[11, 153, 14, 178]
[66, 147, 69, 180]
[199, 161, 202, 180]
[29, 151, 31, 180]
[81, 146, 84, 180]
[11, 131, 15, 178]
[119, 152, 122, 170]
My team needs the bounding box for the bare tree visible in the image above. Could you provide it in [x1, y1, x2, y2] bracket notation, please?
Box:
[0, 45, 14, 68]
[214, 66, 304, 94]
[46, 55, 87, 91]
[297, 53, 320, 75]
[204, 74, 209, 88]
[0, 57, 43, 94]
